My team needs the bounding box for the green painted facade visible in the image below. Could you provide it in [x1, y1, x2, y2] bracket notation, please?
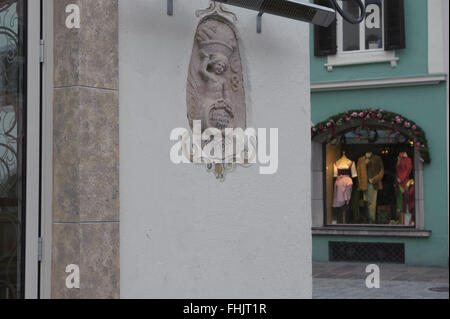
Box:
[310, 0, 448, 266]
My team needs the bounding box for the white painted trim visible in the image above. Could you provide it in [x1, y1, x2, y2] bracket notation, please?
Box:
[428, 0, 446, 74]
[40, 0, 54, 300]
[312, 227, 431, 238]
[311, 141, 324, 228]
[414, 149, 425, 230]
[311, 74, 447, 92]
[24, 0, 41, 299]
[310, 143, 325, 228]
[325, 50, 398, 71]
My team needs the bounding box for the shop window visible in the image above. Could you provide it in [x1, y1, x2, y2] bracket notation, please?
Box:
[324, 130, 416, 226]
[311, 109, 429, 231]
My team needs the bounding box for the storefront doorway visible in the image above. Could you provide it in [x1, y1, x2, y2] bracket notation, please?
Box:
[0, 0, 41, 299]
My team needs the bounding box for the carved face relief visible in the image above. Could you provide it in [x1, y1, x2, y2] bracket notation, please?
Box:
[187, 15, 246, 133]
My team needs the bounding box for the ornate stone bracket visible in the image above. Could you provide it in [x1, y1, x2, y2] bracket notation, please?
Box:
[195, 1, 238, 22]
[168, 1, 266, 33]
[167, 0, 238, 22]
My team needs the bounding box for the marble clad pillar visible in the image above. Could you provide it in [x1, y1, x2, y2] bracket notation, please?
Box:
[51, 0, 120, 299]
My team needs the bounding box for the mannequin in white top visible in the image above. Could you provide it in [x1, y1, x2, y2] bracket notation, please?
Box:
[332, 151, 357, 224]
[333, 152, 358, 178]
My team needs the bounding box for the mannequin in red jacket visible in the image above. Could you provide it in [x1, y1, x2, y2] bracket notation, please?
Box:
[396, 152, 413, 189]
[396, 152, 415, 225]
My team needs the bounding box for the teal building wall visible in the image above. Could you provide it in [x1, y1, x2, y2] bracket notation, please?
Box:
[310, 0, 448, 266]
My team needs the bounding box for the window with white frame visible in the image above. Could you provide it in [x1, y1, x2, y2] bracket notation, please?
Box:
[339, 0, 384, 53]
[314, 0, 406, 70]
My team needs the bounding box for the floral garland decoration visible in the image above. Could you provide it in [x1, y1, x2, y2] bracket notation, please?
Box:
[311, 108, 431, 164]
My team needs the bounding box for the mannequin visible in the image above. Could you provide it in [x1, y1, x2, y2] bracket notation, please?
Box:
[332, 151, 357, 224]
[396, 152, 414, 225]
[357, 151, 384, 224]
[396, 152, 412, 188]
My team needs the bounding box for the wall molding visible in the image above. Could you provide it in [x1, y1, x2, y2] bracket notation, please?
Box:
[325, 50, 399, 72]
[311, 75, 447, 92]
[312, 227, 431, 238]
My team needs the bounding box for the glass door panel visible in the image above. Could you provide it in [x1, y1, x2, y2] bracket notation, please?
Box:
[0, 0, 26, 299]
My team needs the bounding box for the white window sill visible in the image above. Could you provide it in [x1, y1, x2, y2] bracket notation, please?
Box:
[312, 227, 431, 238]
[325, 50, 398, 71]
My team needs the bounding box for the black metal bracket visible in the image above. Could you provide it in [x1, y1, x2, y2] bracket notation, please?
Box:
[257, 12, 263, 33]
[167, 0, 173, 16]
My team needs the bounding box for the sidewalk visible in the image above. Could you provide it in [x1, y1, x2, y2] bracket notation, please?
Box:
[312, 262, 449, 299]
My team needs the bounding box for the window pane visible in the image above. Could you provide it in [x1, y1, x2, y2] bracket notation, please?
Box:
[342, 0, 361, 51]
[365, 0, 383, 49]
[325, 130, 416, 227]
[0, 0, 26, 299]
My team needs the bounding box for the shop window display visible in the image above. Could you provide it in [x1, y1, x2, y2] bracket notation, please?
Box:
[324, 130, 415, 226]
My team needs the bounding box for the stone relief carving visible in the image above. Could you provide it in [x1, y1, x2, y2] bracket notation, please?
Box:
[185, 6, 253, 181]
[187, 14, 246, 133]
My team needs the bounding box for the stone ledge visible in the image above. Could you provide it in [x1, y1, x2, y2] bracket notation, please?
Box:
[312, 227, 432, 238]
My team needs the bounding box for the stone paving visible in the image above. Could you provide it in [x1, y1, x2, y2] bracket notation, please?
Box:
[312, 262, 449, 299]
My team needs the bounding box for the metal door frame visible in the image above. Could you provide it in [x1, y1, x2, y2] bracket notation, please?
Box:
[39, 0, 53, 299]
[23, 0, 41, 299]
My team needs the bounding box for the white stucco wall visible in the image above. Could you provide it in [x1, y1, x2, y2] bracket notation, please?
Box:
[119, 0, 312, 299]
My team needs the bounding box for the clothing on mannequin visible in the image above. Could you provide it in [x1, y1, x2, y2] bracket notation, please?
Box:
[396, 152, 413, 189]
[396, 152, 414, 225]
[404, 180, 415, 225]
[332, 152, 357, 224]
[357, 152, 384, 223]
[333, 152, 357, 208]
